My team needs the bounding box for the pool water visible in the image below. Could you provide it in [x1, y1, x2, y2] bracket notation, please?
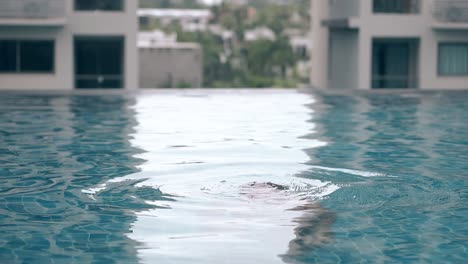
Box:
[0, 90, 467, 263]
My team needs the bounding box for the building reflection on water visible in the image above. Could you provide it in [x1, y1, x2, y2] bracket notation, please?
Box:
[286, 91, 468, 263]
[0, 95, 173, 263]
[1, 91, 466, 263]
[0, 91, 326, 264]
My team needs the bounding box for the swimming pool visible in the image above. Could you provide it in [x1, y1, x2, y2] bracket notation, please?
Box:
[0, 90, 466, 263]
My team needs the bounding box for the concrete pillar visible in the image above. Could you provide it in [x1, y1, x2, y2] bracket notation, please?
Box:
[357, 32, 372, 89]
[310, 0, 329, 89]
[358, 0, 372, 89]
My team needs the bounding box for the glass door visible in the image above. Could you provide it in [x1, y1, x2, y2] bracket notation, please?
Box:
[372, 41, 410, 88]
[74, 36, 124, 89]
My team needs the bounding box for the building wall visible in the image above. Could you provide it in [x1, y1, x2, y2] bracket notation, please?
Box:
[329, 0, 361, 19]
[0, 27, 70, 90]
[0, 0, 138, 90]
[420, 31, 468, 89]
[139, 46, 202, 88]
[356, 0, 429, 89]
[310, 0, 329, 89]
[69, 0, 138, 90]
[311, 0, 468, 90]
[329, 29, 359, 89]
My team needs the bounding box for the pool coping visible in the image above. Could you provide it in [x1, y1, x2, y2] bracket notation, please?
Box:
[0, 87, 466, 96]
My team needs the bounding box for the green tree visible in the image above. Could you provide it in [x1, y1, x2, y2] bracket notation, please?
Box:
[177, 31, 231, 87]
[139, 0, 309, 88]
[246, 37, 295, 78]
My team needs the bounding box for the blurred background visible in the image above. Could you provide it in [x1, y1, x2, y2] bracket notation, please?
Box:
[139, 0, 311, 88]
[0, 0, 467, 90]
[0, 2, 468, 263]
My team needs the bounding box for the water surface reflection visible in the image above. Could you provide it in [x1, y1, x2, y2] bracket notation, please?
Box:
[2, 90, 466, 264]
[296, 91, 468, 263]
[0, 95, 169, 263]
[118, 90, 337, 263]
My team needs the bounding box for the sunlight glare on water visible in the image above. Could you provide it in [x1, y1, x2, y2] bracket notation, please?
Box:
[1, 90, 467, 264]
[93, 90, 338, 263]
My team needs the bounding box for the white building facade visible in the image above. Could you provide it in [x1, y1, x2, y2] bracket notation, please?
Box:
[138, 9, 212, 32]
[311, 0, 468, 89]
[244, 27, 276, 42]
[0, 0, 138, 90]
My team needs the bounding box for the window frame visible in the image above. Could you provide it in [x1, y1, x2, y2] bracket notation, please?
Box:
[0, 39, 55, 74]
[74, 0, 125, 12]
[438, 42, 468, 77]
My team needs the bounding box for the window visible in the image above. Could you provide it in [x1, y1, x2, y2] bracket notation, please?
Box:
[373, 0, 420, 14]
[0, 40, 54, 73]
[74, 0, 124, 11]
[20, 41, 54, 72]
[372, 41, 411, 88]
[0, 41, 17, 72]
[74, 37, 124, 89]
[439, 43, 468, 76]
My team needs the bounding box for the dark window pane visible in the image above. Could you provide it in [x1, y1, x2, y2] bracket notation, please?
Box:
[75, 0, 95, 10]
[0, 40, 17, 72]
[438, 44, 468, 76]
[19, 41, 54, 72]
[75, 37, 124, 89]
[373, 0, 419, 13]
[75, 40, 99, 75]
[99, 39, 123, 75]
[75, 38, 123, 75]
[76, 78, 99, 88]
[96, 0, 123, 11]
[75, 0, 123, 11]
[100, 79, 122, 88]
[372, 41, 410, 88]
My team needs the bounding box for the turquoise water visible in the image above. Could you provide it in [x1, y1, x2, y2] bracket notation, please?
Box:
[0, 90, 467, 263]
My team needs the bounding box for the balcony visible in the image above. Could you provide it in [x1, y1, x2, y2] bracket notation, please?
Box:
[0, 0, 66, 26]
[322, 0, 360, 29]
[433, 0, 468, 30]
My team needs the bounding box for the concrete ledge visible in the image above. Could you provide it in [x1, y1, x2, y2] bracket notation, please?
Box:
[432, 22, 468, 30]
[0, 18, 66, 26]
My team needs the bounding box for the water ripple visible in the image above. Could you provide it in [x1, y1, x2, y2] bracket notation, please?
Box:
[0, 91, 467, 264]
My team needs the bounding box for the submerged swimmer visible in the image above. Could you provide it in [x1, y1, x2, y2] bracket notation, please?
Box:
[285, 203, 336, 256]
[241, 181, 336, 260]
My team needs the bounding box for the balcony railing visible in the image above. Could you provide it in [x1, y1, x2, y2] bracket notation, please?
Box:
[0, 0, 66, 19]
[434, 0, 468, 23]
[328, 0, 361, 19]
